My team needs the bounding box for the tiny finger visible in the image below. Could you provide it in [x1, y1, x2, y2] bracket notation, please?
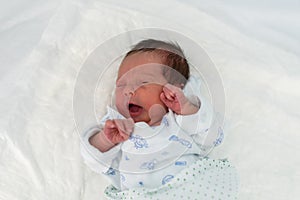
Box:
[106, 120, 116, 129]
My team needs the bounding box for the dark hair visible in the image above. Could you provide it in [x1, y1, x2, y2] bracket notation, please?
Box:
[125, 39, 190, 86]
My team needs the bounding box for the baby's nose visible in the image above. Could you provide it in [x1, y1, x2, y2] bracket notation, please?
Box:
[124, 85, 136, 96]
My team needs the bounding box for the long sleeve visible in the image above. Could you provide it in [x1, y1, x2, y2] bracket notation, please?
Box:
[175, 94, 213, 135]
[174, 76, 224, 156]
[80, 125, 122, 174]
[80, 110, 124, 189]
[175, 95, 222, 156]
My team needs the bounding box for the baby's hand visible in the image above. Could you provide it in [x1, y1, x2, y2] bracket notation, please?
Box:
[160, 83, 199, 115]
[103, 118, 134, 145]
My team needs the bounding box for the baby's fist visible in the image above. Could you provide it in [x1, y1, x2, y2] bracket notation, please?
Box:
[160, 83, 199, 115]
[103, 118, 134, 144]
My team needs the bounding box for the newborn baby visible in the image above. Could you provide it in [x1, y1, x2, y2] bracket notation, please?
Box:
[81, 39, 238, 199]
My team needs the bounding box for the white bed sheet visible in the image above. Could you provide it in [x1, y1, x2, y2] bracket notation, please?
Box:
[1, 0, 299, 199]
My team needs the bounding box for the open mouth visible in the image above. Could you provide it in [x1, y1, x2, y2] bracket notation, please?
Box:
[128, 103, 143, 117]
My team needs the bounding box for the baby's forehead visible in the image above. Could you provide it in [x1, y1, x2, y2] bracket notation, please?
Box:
[117, 52, 165, 79]
[117, 64, 166, 83]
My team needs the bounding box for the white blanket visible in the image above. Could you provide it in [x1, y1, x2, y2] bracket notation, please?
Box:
[1, 0, 299, 200]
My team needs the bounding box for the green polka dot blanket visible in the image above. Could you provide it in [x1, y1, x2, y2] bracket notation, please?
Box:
[104, 157, 239, 200]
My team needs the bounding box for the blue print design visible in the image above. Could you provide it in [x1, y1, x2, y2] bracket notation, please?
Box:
[169, 135, 192, 148]
[139, 181, 144, 186]
[214, 127, 224, 146]
[140, 159, 157, 170]
[106, 167, 116, 176]
[175, 161, 187, 166]
[129, 135, 149, 149]
[120, 174, 125, 182]
[162, 175, 174, 185]
[162, 117, 169, 126]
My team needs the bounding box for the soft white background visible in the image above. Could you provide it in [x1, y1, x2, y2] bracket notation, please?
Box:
[1, 0, 299, 199]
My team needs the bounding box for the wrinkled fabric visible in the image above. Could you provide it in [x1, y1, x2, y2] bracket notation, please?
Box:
[104, 158, 239, 200]
[1, 0, 299, 200]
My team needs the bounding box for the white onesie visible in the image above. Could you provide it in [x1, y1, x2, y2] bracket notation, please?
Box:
[80, 76, 223, 190]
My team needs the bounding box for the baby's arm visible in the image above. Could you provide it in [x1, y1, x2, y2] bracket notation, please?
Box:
[168, 89, 218, 155]
[81, 124, 125, 189]
[160, 83, 200, 115]
[161, 77, 221, 156]
[89, 118, 134, 152]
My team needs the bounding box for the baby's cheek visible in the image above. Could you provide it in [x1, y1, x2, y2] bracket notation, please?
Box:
[148, 104, 167, 125]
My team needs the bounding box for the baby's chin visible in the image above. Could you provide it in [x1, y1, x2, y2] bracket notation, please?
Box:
[120, 110, 151, 125]
[128, 113, 149, 123]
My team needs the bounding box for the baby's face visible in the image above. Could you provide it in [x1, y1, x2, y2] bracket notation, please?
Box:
[115, 52, 168, 125]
